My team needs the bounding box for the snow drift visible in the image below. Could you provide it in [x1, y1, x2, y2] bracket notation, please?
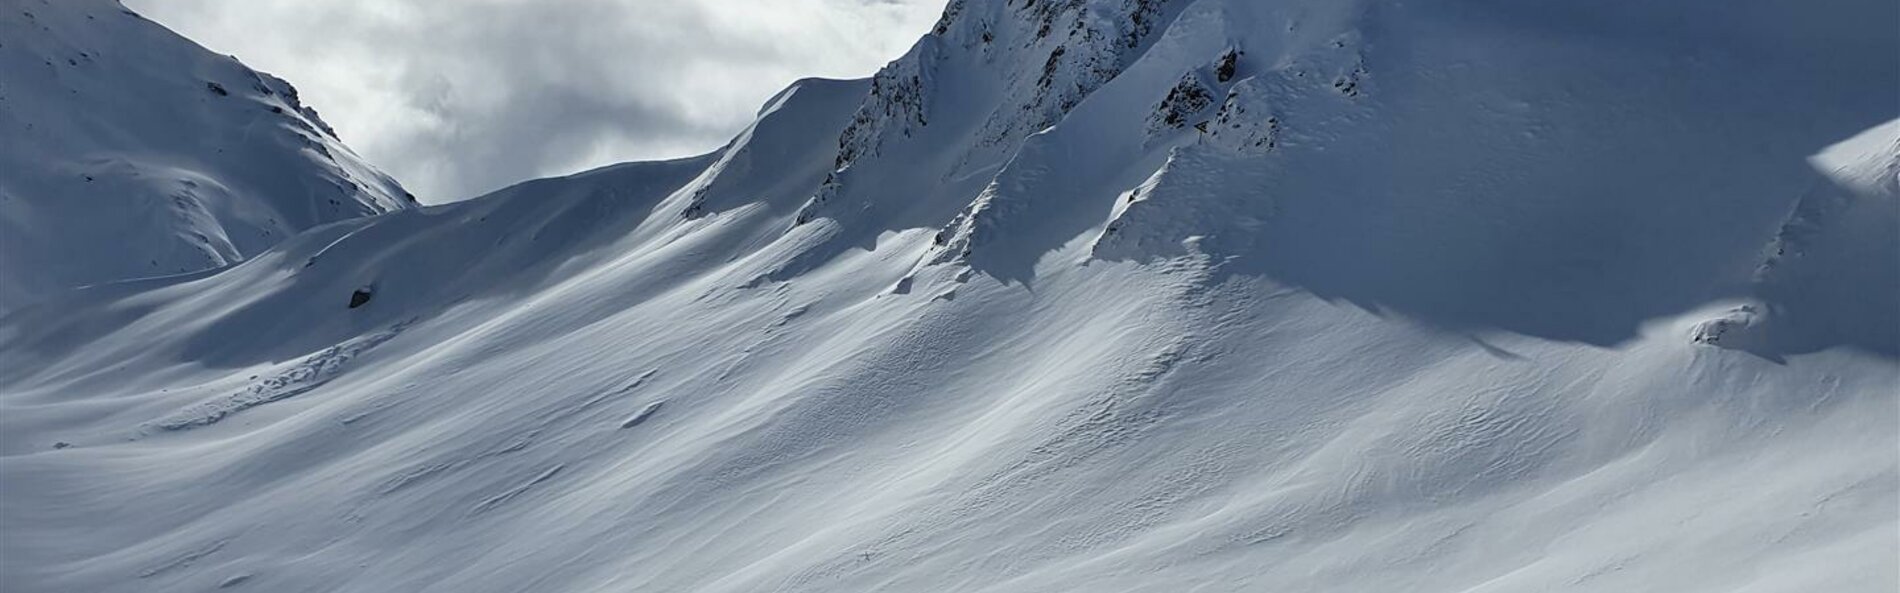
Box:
[2, 0, 1895, 592]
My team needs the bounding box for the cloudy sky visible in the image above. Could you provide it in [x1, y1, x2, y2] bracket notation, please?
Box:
[123, 0, 947, 202]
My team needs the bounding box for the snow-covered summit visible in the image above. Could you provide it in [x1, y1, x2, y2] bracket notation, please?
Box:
[0, 0, 412, 311]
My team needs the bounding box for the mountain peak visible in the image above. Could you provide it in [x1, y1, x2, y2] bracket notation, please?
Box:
[0, 0, 413, 311]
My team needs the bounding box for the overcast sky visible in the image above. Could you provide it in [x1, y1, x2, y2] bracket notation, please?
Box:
[123, 0, 946, 202]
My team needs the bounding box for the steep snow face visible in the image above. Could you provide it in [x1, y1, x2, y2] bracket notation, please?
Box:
[925, 0, 1900, 344]
[0, 0, 412, 312]
[2, 1, 1897, 592]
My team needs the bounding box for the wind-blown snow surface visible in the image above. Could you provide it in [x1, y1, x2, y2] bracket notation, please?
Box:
[3, 1, 1897, 592]
[0, 0, 412, 312]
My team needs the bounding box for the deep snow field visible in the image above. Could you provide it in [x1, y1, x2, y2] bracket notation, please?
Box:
[2, 0, 1896, 592]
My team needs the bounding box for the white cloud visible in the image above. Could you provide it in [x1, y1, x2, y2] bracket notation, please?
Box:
[123, 0, 947, 202]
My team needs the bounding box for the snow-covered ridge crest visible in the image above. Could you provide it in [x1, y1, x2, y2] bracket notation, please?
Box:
[792, 0, 1191, 230]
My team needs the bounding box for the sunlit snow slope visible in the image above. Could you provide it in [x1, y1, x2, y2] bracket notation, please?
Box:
[2, 1, 1897, 592]
[0, 0, 413, 312]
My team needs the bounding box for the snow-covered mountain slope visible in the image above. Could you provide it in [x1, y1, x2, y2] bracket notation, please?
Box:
[0, 0, 413, 312]
[2, 1, 1896, 592]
